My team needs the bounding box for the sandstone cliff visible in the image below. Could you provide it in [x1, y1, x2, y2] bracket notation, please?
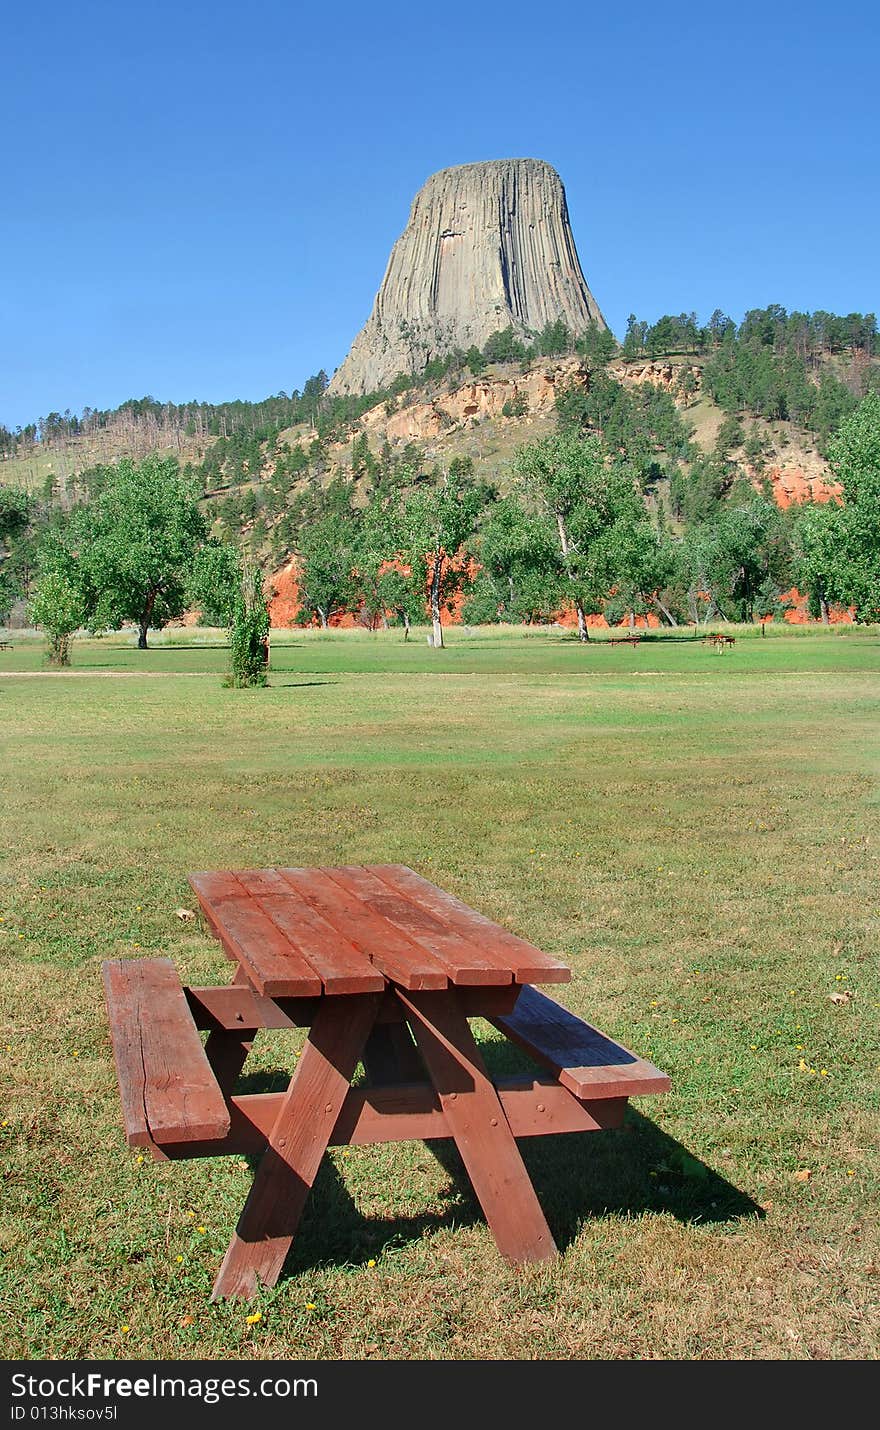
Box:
[328, 158, 606, 396]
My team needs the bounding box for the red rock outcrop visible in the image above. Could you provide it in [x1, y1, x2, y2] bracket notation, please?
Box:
[762, 466, 842, 510]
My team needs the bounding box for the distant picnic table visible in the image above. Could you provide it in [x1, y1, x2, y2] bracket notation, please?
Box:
[606, 633, 643, 646]
[702, 632, 736, 649]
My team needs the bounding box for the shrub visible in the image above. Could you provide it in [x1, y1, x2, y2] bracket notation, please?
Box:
[226, 564, 270, 688]
[502, 392, 529, 418]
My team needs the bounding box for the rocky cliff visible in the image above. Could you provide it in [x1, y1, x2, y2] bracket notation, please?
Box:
[328, 158, 606, 396]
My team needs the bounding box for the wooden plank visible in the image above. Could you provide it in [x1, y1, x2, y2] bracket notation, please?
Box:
[186, 985, 318, 1030]
[238, 873, 386, 995]
[190, 870, 254, 964]
[211, 991, 382, 1300]
[190, 882, 322, 997]
[329, 864, 512, 986]
[275, 866, 449, 990]
[399, 989, 558, 1263]
[158, 1081, 627, 1158]
[189, 869, 246, 905]
[102, 958, 230, 1146]
[230, 868, 292, 897]
[370, 865, 571, 985]
[491, 985, 671, 1100]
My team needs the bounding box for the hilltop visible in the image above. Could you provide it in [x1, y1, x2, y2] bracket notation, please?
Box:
[329, 158, 605, 395]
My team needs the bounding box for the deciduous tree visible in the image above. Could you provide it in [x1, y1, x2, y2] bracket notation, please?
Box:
[393, 471, 487, 648]
[513, 432, 652, 640]
[68, 455, 208, 647]
[29, 567, 88, 666]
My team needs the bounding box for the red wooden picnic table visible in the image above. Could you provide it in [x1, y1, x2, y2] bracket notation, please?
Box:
[103, 864, 670, 1300]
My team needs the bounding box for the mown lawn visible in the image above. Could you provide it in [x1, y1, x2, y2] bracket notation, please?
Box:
[1, 628, 878, 1360]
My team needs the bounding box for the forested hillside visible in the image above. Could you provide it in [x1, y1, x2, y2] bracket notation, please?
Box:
[2, 304, 878, 634]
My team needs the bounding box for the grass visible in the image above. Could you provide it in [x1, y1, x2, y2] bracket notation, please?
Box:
[2, 619, 879, 679]
[1, 627, 878, 1360]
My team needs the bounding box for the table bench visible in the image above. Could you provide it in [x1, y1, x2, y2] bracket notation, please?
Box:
[606, 634, 642, 646]
[0, 641, 11, 651]
[103, 864, 670, 1300]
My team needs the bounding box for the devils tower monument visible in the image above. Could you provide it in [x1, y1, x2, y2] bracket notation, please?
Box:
[328, 158, 606, 395]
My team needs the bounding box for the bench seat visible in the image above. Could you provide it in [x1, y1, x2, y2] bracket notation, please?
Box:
[103, 957, 230, 1147]
[489, 985, 670, 1101]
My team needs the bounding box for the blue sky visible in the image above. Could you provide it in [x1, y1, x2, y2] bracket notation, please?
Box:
[2, 0, 877, 430]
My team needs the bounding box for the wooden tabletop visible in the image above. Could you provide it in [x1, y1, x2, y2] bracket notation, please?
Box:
[189, 864, 571, 997]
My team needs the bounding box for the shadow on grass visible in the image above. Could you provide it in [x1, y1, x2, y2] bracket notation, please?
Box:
[271, 680, 338, 689]
[234, 1056, 762, 1280]
[108, 642, 233, 652]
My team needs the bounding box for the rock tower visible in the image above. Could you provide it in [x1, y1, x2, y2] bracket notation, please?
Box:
[328, 158, 606, 395]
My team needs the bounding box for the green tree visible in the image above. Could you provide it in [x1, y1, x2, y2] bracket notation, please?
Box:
[393, 471, 487, 648]
[575, 321, 617, 366]
[296, 513, 360, 628]
[464, 346, 486, 376]
[803, 391, 880, 621]
[681, 496, 792, 623]
[376, 564, 422, 639]
[536, 319, 573, 356]
[470, 495, 559, 623]
[0, 486, 33, 619]
[0, 569, 13, 626]
[482, 328, 527, 364]
[29, 567, 88, 666]
[794, 501, 842, 623]
[65, 455, 208, 647]
[606, 520, 678, 628]
[186, 540, 241, 627]
[622, 314, 648, 358]
[226, 562, 270, 687]
[350, 501, 397, 630]
[513, 432, 651, 640]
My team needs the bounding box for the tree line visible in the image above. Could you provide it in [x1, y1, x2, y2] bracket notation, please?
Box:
[622, 304, 877, 362]
[4, 390, 879, 670]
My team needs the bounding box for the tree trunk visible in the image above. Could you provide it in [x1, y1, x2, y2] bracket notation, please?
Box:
[138, 589, 157, 649]
[820, 595, 830, 625]
[429, 551, 444, 649]
[628, 610, 636, 629]
[402, 612, 410, 642]
[556, 513, 589, 641]
[318, 608, 328, 629]
[652, 594, 679, 626]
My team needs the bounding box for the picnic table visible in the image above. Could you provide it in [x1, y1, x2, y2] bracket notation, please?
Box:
[702, 632, 736, 649]
[606, 633, 643, 646]
[0, 640, 11, 650]
[103, 864, 670, 1300]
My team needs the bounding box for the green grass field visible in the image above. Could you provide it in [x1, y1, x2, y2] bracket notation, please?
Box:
[1, 626, 878, 1360]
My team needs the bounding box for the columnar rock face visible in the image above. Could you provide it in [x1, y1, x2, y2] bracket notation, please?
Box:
[328, 158, 607, 396]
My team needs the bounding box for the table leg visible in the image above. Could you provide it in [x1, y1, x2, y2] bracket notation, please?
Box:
[397, 989, 557, 1264]
[204, 966, 254, 1096]
[211, 991, 382, 1300]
